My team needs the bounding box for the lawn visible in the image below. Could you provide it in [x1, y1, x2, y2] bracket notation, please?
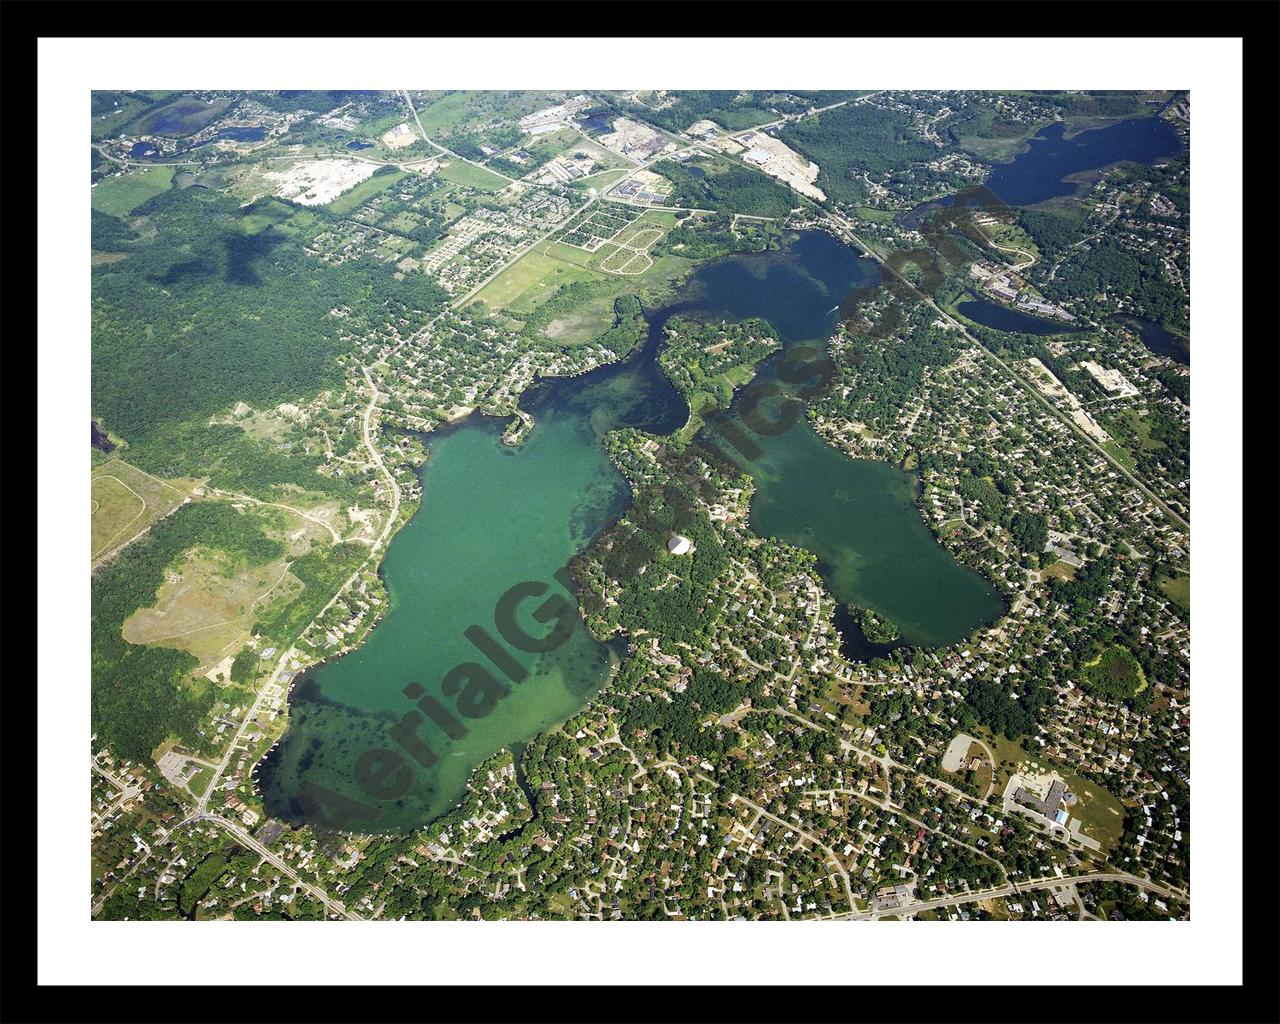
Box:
[1059, 770, 1127, 851]
[91, 166, 176, 217]
[186, 766, 213, 799]
[436, 159, 509, 191]
[1160, 573, 1190, 610]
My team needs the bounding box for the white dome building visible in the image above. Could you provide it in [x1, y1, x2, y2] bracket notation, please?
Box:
[667, 534, 693, 556]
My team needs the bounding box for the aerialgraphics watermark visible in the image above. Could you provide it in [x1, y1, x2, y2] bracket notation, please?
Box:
[294, 184, 1016, 831]
[296, 568, 583, 829]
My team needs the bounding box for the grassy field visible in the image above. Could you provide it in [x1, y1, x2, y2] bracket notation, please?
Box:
[470, 248, 605, 315]
[852, 206, 897, 224]
[1160, 573, 1190, 610]
[955, 117, 1056, 163]
[91, 166, 176, 217]
[436, 159, 509, 191]
[92, 94, 153, 140]
[136, 95, 234, 136]
[972, 727, 1030, 794]
[469, 206, 690, 346]
[119, 498, 333, 671]
[1043, 559, 1077, 581]
[982, 221, 1041, 263]
[1059, 770, 1127, 851]
[571, 168, 631, 193]
[325, 170, 406, 216]
[122, 546, 303, 668]
[1102, 439, 1136, 472]
[1119, 408, 1167, 451]
[91, 459, 194, 565]
[411, 90, 565, 136]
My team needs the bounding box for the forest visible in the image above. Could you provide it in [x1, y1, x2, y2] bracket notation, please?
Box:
[91, 188, 447, 496]
[653, 160, 797, 219]
[779, 104, 938, 205]
[593, 295, 649, 358]
[1016, 208, 1084, 265]
[1043, 237, 1187, 330]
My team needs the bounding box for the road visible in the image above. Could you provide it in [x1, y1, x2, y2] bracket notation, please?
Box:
[833, 869, 1184, 921]
[196, 812, 361, 920]
[204, 488, 344, 544]
[729, 793, 857, 915]
[398, 89, 515, 184]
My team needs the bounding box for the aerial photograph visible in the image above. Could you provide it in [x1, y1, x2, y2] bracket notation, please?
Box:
[88, 86, 1191, 924]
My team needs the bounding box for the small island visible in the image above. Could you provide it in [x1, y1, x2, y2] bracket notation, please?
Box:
[850, 604, 901, 644]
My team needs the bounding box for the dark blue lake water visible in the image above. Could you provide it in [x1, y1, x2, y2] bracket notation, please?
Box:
[984, 117, 1184, 207]
[957, 297, 1084, 336]
[347, 140, 374, 151]
[217, 126, 266, 142]
[1109, 314, 1189, 365]
[580, 113, 613, 133]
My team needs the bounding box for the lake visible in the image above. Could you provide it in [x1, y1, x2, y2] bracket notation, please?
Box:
[903, 115, 1185, 224]
[579, 113, 613, 134]
[957, 296, 1084, 336]
[984, 117, 1184, 207]
[1109, 313, 1189, 365]
[677, 232, 1005, 651]
[216, 126, 266, 143]
[259, 300, 686, 832]
[259, 231, 1004, 832]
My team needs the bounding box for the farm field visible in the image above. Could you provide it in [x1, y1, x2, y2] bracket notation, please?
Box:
[90, 166, 176, 216]
[91, 459, 195, 566]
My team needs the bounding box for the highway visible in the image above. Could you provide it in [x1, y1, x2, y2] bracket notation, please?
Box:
[833, 869, 1186, 921]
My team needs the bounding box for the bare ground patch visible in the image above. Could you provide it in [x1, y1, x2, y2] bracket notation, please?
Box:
[122, 548, 304, 668]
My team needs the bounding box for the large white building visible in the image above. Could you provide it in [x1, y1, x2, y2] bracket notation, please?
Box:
[667, 534, 693, 556]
